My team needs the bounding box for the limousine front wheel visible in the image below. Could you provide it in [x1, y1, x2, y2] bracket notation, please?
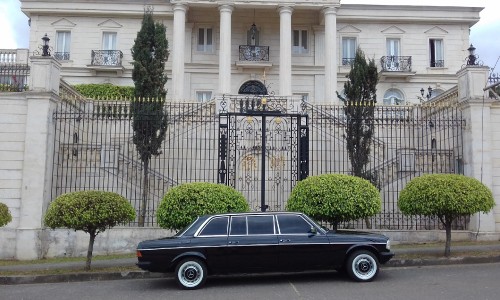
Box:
[346, 250, 379, 282]
[175, 258, 207, 289]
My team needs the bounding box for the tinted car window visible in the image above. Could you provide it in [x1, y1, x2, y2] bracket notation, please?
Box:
[277, 215, 312, 234]
[199, 217, 229, 236]
[230, 216, 247, 235]
[247, 216, 274, 235]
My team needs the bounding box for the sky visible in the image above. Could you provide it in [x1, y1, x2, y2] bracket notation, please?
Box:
[1, 0, 499, 71]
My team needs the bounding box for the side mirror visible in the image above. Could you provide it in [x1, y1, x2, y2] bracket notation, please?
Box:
[309, 226, 317, 235]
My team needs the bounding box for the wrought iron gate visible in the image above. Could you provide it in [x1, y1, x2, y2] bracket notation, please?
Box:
[218, 97, 308, 212]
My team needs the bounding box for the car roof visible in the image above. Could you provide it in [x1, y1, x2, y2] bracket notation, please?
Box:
[200, 211, 305, 218]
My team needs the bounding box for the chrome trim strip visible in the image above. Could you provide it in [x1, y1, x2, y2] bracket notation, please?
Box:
[137, 242, 388, 252]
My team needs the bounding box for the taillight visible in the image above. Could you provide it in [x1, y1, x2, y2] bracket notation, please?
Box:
[136, 250, 142, 258]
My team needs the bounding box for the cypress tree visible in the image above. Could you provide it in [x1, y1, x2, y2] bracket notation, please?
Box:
[131, 7, 169, 226]
[338, 47, 378, 228]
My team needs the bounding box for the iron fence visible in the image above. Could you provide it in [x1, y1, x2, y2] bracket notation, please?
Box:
[52, 95, 466, 230]
[0, 63, 29, 92]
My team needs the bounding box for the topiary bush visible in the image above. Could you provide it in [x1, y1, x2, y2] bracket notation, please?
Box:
[44, 190, 135, 270]
[0, 202, 12, 227]
[157, 182, 250, 231]
[286, 174, 381, 230]
[73, 83, 135, 99]
[399, 174, 495, 256]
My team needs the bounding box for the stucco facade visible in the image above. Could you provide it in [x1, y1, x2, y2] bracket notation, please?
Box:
[20, 0, 481, 103]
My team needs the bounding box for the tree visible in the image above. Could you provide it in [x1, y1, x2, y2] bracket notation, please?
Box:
[44, 191, 135, 270]
[157, 182, 250, 231]
[0, 202, 12, 227]
[131, 7, 169, 226]
[286, 174, 381, 230]
[337, 47, 379, 228]
[399, 174, 495, 257]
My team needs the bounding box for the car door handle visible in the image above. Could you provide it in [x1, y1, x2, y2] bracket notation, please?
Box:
[228, 241, 239, 245]
[279, 239, 291, 243]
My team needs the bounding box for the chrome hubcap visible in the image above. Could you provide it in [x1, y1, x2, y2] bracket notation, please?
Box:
[178, 261, 203, 287]
[352, 254, 376, 280]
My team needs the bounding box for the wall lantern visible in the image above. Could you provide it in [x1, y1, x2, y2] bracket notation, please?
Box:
[42, 34, 51, 56]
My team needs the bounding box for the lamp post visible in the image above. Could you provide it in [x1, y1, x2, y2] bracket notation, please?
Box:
[419, 86, 433, 102]
[465, 44, 480, 66]
[42, 34, 50, 56]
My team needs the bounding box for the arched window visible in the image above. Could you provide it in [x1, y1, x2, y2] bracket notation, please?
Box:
[383, 89, 405, 105]
[238, 80, 268, 95]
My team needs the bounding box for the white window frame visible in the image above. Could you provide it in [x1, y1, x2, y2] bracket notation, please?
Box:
[429, 38, 444, 68]
[292, 28, 308, 55]
[55, 31, 71, 59]
[197, 26, 214, 53]
[386, 38, 401, 57]
[102, 32, 117, 50]
[341, 37, 357, 66]
[196, 91, 213, 102]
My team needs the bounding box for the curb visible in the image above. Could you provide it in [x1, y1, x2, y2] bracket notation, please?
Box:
[2, 256, 500, 285]
[386, 255, 500, 268]
[0, 270, 169, 285]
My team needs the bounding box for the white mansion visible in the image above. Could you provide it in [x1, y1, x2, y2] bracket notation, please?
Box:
[3, 1, 499, 260]
[20, 0, 482, 103]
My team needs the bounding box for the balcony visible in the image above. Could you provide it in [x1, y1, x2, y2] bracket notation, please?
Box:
[379, 56, 415, 80]
[54, 52, 70, 61]
[342, 58, 355, 67]
[87, 50, 124, 75]
[236, 45, 272, 70]
[430, 60, 445, 68]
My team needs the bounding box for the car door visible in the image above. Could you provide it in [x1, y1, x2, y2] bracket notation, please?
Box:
[276, 214, 334, 271]
[225, 215, 279, 273]
[194, 216, 229, 273]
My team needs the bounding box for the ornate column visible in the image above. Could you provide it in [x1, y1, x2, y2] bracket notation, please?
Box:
[278, 6, 293, 96]
[218, 4, 233, 95]
[323, 6, 338, 103]
[172, 4, 188, 100]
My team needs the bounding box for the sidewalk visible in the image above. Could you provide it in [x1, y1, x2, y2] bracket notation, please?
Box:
[1, 242, 500, 285]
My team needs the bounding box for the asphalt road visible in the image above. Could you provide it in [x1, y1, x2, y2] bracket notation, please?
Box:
[2, 263, 499, 300]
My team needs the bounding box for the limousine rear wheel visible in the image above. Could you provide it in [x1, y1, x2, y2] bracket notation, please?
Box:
[346, 250, 379, 282]
[175, 258, 207, 289]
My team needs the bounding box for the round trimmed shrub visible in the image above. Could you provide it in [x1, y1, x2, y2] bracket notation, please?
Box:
[399, 174, 495, 256]
[286, 174, 381, 229]
[45, 191, 136, 233]
[157, 182, 249, 230]
[0, 202, 12, 227]
[44, 190, 135, 270]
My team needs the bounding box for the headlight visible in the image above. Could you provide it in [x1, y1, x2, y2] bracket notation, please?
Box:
[386, 239, 391, 250]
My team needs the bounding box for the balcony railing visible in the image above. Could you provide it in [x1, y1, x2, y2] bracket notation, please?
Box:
[239, 45, 269, 62]
[91, 50, 123, 66]
[342, 58, 355, 66]
[430, 60, 444, 68]
[380, 56, 412, 72]
[54, 52, 70, 61]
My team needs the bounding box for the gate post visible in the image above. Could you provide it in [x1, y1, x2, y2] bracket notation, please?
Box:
[457, 65, 497, 233]
[15, 56, 60, 259]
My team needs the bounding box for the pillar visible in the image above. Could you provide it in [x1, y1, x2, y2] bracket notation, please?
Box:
[278, 6, 293, 96]
[323, 6, 338, 103]
[218, 4, 233, 95]
[172, 4, 188, 100]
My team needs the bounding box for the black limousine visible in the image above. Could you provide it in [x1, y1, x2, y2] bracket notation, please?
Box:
[136, 212, 394, 289]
